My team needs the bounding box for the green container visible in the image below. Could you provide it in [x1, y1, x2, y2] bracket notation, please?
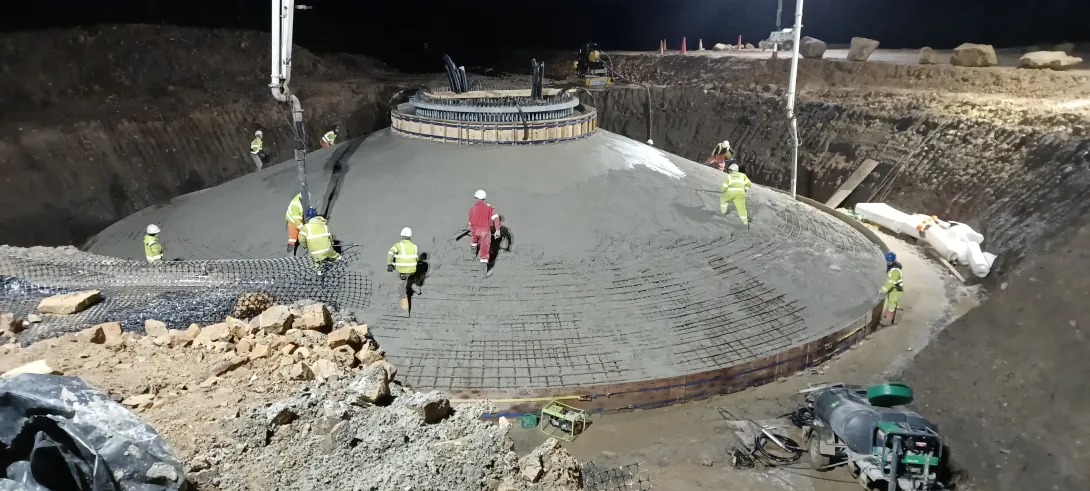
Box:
[520, 414, 539, 428]
[867, 383, 914, 407]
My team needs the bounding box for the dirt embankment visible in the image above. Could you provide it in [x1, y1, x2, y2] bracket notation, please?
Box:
[0, 25, 430, 247]
[590, 56, 1090, 273]
[587, 54, 1090, 490]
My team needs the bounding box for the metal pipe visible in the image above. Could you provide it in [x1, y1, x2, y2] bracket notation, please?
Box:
[776, 0, 783, 31]
[785, 0, 804, 200]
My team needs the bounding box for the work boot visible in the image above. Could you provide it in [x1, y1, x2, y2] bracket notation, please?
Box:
[480, 262, 492, 278]
[399, 298, 409, 311]
[286, 243, 294, 254]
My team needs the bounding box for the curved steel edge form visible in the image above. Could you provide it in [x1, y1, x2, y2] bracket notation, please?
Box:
[451, 193, 890, 418]
[390, 103, 599, 145]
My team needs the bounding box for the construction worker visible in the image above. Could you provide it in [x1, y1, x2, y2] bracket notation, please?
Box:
[881, 252, 904, 325]
[720, 163, 752, 225]
[708, 140, 734, 171]
[387, 227, 419, 311]
[468, 189, 502, 278]
[250, 130, 267, 161]
[301, 208, 340, 272]
[285, 193, 304, 254]
[320, 126, 338, 148]
[144, 224, 164, 264]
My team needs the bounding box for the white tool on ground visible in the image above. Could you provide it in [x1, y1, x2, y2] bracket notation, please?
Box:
[855, 203, 997, 278]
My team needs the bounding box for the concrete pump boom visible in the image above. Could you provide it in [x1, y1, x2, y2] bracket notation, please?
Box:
[270, 0, 313, 211]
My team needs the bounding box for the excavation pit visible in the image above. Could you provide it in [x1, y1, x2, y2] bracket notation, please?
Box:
[74, 128, 885, 414]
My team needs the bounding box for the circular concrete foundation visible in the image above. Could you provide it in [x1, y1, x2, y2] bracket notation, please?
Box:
[87, 129, 886, 413]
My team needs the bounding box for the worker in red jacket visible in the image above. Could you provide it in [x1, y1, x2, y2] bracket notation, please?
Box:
[468, 189, 502, 278]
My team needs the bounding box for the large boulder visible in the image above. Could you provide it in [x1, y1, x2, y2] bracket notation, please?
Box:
[296, 304, 332, 332]
[348, 363, 390, 404]
[144, 319, 170, 337]
[1019, 51, 1083, 70]
[255, 305, 294, 335]
[847, 37, 879, 61]
[37, 290, 101, 315]
[951, 43, 997, 67]
[712, 43, 730, 51]
[918, 47, 939, 65]
[230, 292, 274, 319]
[0, 313, 21, 335]
[799, 37, 827, 59]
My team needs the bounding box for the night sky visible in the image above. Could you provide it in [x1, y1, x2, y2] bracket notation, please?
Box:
[3, 0, 1088, 70]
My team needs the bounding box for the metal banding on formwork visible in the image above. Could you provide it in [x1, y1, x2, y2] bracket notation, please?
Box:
[393, 88, 597, 145]
[391, 102, 598, 145]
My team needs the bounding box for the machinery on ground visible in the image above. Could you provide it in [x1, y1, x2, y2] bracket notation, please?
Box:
[575, 43, 612, 87]
[804, 383, 944, 491]
[766, 28, 795, 50]
[539, 400, 588, 442]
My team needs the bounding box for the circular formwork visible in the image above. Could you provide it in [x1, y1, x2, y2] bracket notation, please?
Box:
[391, 89, 598, 145]
[84, 129, 887, 416]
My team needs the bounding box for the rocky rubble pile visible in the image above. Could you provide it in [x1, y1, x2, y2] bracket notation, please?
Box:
[205, 377, 584, 491]
[2, 300, 388, 396]
[1, 300, 588, 490]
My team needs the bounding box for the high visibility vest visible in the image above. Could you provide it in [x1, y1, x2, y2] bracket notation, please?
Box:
[321, 131, 336, 145]
[250, 137, 263, 154]
[144, 234, 163, 263]
[285, 194, 303, 227]
[884, 267, 904, 293]
[388, 239, 419, 274]
[303, 218, 335, 259]
[722, 171, 752, 194]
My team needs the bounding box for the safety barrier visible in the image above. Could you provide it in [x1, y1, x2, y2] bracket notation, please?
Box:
[391, 102, 598, 145]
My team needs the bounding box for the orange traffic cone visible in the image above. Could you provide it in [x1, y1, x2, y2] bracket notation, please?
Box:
[659, 40, 664, 54]
[737, 35, 742, 50]
[698, 39, 705, 50]
[681, 37, 687, 54]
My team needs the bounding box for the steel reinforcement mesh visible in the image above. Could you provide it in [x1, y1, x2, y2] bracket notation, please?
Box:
[0, 251, 371, 336]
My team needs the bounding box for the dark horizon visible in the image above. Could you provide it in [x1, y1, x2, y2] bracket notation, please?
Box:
[3, 0, 1088, 72]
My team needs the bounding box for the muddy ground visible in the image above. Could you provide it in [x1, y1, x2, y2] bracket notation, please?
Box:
[4, 24, 1090, 491]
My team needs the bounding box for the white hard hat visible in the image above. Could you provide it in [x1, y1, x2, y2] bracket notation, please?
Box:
[401, 227, 412, 238]
[722, 140, 731, 148]
[728, 163, 739, 172]
[474, 189, 487, 200]
[146, 224, 161, 234]
[255, 130, 263, 136]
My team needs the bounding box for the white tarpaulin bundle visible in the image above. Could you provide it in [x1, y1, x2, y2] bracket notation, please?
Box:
[855, 203, 998, 278]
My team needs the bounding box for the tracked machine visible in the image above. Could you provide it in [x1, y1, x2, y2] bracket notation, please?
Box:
[574, 43, 612, 87]
[803, 383, 945, 491]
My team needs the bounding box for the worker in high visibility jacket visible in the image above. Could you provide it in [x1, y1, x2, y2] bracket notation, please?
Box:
[708, 140, 734, 171]
[250, 130, 267, 161]
[468, 189, 502, 278]
[881, 251, 904, 325]
[720, 163, 752, 225]
[301, 209, 340, 272]
[285, 193, 304, 254]
[320, 127, 338, 148]
[144, 224, 164, 264]
[387, 227, 419, 311]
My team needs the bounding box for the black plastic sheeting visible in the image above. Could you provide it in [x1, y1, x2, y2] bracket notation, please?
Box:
[0, 374, 187, 490]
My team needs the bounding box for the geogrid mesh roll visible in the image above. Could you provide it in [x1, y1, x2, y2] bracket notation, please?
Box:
[0, 251, 371, 335]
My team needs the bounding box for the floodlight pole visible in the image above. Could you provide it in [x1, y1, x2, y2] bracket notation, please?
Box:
[785, 0, 804, 200]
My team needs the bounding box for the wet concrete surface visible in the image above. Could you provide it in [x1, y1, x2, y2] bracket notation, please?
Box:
[87, 129, 885, 396]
